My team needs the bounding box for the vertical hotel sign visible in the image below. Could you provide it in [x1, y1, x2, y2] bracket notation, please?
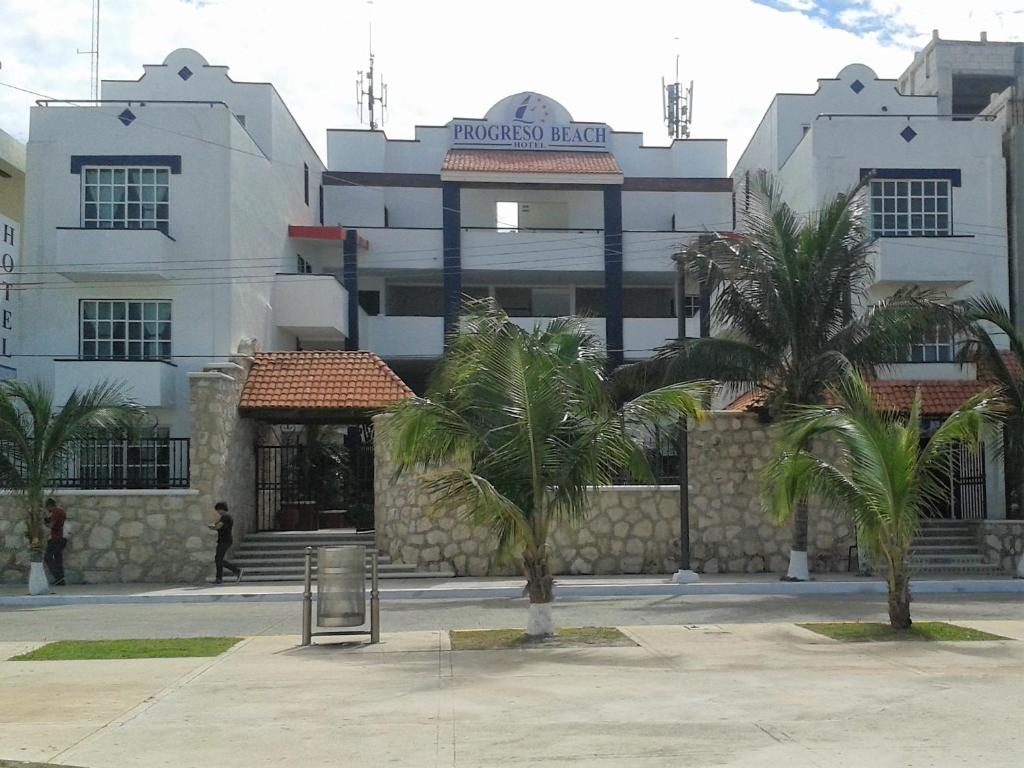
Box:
[0, 213, 16, 377]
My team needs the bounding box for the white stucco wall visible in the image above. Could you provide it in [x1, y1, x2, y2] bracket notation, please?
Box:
[14, 49, 327, 438]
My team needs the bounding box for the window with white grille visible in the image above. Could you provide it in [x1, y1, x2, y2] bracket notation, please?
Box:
[870, 179, 950, 237]
[80, 300, 172, 360]
[82, 167, 170, 233]
[909, 324, 955, 363]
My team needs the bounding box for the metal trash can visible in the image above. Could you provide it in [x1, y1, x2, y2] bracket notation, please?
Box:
[316, 546, 366, 627]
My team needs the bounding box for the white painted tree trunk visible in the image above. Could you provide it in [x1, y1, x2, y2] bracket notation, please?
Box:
[27, 562, 49, 595]
[785, 550, 809, 581]
[1016, 553, 1024, 579]
[526, 603, 555, 637]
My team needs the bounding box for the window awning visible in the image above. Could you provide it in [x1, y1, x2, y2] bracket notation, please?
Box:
[288, 225, 370, 250]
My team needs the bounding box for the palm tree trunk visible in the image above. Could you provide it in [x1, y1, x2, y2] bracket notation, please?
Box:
[785, 500, 810, 580]
[522, 548, 555, 637]
[887, 561, 912, 629]
[522, 549, 554, 604]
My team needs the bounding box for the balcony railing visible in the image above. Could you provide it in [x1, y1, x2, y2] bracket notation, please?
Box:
[0, 438, 191, 490]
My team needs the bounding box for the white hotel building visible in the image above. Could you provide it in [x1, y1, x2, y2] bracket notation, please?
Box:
[8, 49, 1015, 521]
[12, 47, 732, 424]
[731, 62, 1010, 519]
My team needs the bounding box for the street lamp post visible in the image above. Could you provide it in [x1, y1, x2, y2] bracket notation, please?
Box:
[672, 249, 700, 585]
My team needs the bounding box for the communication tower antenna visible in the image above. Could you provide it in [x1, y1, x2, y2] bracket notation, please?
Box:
[662, 55, 693, 140]
[355, 24, 388, 130]
[77, 0, 101, 100]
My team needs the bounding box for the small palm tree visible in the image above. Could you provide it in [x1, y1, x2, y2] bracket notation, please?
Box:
[0, 379, 139, 594]
[636, 171, 948, 580]
[387, 300, 709, 636]
[766, 374, 1002, 628]
[957, 296, 1024, 523]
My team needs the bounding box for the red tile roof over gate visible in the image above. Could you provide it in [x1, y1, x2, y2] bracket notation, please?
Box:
[727, 379, 993, 416]
[239, 351, 413, 412]
[442, 149, 622, 175]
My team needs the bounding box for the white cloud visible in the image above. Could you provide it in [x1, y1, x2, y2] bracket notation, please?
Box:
[0, 0, 1021, 171]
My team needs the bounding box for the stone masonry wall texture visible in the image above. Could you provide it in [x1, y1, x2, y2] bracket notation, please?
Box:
[374, 412, 853, 576]
[0, 357, 256, 585]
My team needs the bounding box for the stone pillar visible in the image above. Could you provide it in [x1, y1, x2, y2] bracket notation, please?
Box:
[187, 354, 257, 541]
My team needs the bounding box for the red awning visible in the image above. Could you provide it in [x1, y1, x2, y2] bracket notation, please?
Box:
[288, 225, 370, 250]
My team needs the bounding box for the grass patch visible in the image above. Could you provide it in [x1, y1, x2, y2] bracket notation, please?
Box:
[800, 622, 1008, 643]
[11, 637, 241, 661]
[451, 626, 636, 651]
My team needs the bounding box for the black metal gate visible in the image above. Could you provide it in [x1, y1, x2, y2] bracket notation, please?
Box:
[255, 441, 375, 532]
[952, 442, 987, 521]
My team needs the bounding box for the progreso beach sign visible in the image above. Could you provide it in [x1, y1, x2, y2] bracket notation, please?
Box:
[450, 92, 609, 151]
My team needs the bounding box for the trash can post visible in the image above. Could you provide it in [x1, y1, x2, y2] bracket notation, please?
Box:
[370, 549, 380, 644]
[301, 546, 313, 646]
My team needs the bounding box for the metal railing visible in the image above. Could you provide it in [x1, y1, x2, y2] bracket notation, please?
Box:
[0, 438, 191, 490]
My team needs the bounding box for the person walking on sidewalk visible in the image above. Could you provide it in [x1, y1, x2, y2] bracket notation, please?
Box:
[44, 498, 67, 586]
[208, 501, 243, 584]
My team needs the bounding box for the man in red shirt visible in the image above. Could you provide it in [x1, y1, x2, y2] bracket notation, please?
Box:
[44, 498, 67, 586]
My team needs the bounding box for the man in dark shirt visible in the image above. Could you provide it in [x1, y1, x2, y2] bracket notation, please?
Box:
[208, 501, 243, 584]
[44, 498, 67, 586]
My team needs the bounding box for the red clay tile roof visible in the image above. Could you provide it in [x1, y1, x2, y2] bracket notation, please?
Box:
[727, 379, 992, 416]
[442, 149, 622, 175]
[239, 351, 413, 412]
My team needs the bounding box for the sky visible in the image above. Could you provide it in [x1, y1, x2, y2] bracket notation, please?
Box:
[1, 0, 1022, 170]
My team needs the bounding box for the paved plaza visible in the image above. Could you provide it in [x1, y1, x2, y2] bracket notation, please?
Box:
[2, 610, 1024, 767]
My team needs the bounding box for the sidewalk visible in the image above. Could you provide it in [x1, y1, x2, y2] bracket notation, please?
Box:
[3, 572, 1023, 607]
[4, 620, 1024, 767]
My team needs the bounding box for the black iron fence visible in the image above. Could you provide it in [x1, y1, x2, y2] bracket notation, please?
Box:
[0, 438, 191, 490]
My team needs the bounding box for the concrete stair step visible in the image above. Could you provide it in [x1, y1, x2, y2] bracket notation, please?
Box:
[228, 563, 415, 575]
[231, 557, 393, 568]
[910, 545, 983, 555]
[205, 569, 455, 583]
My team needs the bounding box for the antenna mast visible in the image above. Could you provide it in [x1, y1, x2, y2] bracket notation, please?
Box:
[355, 25, 388, 130]
[662, 55, 693, 140]
[77, 0, 101, 100]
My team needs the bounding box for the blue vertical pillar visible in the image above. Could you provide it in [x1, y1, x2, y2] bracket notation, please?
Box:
[344, 228, 359, 351]
[442, 182, 462, 345]
[603, 186, 624, 369]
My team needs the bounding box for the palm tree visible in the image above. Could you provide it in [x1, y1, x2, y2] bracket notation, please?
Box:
[766, 373, 1002, 628]
[635, 171, 947, 580]
[0, 379, 139, 594]
[957, 296, 1024, 524]
[386, 300, 709, 636]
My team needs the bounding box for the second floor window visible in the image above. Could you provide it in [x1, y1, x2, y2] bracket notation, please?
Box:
[82, 167, 170, 233]
[870, 179, 950, 237]
[909, 324, 955, 363]
[81, 300, 172, 361]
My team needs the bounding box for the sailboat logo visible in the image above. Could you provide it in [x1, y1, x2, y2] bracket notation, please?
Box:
[512, 94, 551, 125]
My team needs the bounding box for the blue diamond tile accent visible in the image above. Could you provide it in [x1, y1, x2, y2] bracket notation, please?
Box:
[900, 125, 917, 143]
[850, 79, 864, 94]
[118, 108, 136, 127]
[178, 66, 193, 81]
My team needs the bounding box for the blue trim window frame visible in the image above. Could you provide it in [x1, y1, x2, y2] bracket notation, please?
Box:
[861, 168, 960, 238]
[81, 167, 171, 234]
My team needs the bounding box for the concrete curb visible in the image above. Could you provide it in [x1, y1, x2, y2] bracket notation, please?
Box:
[3, 578, 1023, 607]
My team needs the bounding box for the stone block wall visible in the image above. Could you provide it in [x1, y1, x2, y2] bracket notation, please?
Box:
[373, 412, 854, 577]
[976, 521, 1024, 574]
[0, 356, 255, 585]
[688, 413, 853, 574]
[0, 490, 205, 583]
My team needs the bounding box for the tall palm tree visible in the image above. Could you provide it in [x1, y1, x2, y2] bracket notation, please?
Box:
[0, 379, 138, 594]
[957, 296, 1024, 525]
[387, 300, 709, 636]
[766, 373, 1002, 628]
[635, 171, 946, 580]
